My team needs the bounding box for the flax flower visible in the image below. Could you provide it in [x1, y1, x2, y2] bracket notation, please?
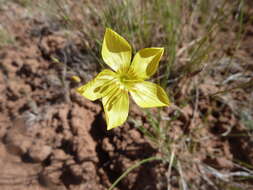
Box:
[77, 28, 170, 130]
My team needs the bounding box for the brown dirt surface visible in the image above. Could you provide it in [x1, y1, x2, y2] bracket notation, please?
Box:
[0, 1, 253, 190]
[0, 3, 165, 190]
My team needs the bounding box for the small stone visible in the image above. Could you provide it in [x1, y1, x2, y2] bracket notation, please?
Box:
[52, 149, 69, 160]
[70, 164, 83, 177]
[29, 144, 52, 162]
[216, 157, 234, 168]
[102, 138, 114, 152]
[4, 128, 32, 155]
[129, 129, 141, 140]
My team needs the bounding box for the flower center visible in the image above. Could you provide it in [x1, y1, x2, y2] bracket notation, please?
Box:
[116, 67, 142, 90]
[117, 74, 132, 90]
[119, 74, 130, 83]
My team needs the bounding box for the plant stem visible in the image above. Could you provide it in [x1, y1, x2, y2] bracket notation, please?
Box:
[108, 156, 162, 190]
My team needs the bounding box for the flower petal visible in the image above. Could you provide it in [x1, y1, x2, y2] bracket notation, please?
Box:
[102, 89, 129, 130]
[130, 48, 164, 79]
[130, 81, 170, 108]
[77, 69, 117, 101]
[102, 28, 132, 72]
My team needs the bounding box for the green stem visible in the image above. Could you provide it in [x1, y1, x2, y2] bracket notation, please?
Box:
[108, 156, 162, 190]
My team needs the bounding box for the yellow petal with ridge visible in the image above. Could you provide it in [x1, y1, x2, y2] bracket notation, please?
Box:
[130, 81, 170, 108]
[77, 69, 117, 101]
[131, 48, 164, 79]
[102, 89, 129, 130]
[102, 28, 132, 72]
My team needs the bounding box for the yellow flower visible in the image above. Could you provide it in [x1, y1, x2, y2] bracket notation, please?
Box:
[77, 28, 170, 130]
[71, 76, 81, 83]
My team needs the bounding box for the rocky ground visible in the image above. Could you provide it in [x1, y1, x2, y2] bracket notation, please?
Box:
[0, 1, 253, 190]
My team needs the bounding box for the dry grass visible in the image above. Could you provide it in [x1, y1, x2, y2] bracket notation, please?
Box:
[48, 0, 253, 189]
[1, 0, 253, 189]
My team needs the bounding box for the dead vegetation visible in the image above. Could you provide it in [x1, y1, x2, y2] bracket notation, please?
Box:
[0, 0, 252, 190]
